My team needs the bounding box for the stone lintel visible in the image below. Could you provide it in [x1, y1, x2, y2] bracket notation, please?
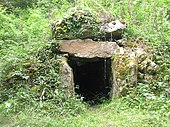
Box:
[59, 39, 118, 58]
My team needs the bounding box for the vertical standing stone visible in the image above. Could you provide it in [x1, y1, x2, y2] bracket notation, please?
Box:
[112, 48, 138, 97]
[60, 57, 74, 97]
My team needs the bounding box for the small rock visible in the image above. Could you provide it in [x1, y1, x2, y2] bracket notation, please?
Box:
[100, 20, 126, 33]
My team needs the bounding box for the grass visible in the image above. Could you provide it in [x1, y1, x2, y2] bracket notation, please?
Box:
[0, 0, 169, 127]
[0, 99, 169, 127]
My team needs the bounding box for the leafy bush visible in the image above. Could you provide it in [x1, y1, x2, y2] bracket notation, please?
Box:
[0, 3, 85, 114]
[0, 0, 37, 9]
[0, 0, 169, 118]
[52, 9, 101, 39]
[0, 43, 86, 114]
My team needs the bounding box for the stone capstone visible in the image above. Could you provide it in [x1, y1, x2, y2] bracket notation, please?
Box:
[52, 9, 126, 40]
[59, 39, 119, 58]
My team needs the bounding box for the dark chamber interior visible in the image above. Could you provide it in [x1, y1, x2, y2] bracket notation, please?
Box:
[68, 57, 112, 104]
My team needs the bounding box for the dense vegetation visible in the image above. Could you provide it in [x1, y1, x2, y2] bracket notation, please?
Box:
[0, 0, 169, 126]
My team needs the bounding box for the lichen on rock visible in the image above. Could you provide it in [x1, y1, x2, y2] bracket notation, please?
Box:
[112, 40, 158, 96]
[112, 47, 138, 96]
[59, 57, 74, 97]
[52, 9, 126, 41]
[59, 39, 118, 58]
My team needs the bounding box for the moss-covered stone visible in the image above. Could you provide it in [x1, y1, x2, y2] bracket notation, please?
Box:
[112, 47, 138, 96]
[52, 9, 100, 40]
[59, 57, 74, 97]
[112, 40, 158, 97]
[52, 9, 126, 40]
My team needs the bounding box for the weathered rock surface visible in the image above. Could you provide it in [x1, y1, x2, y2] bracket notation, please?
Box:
[52, 9, 126, 40]
[60, 57, 74, 97]
[112, 42, 158, 96]
[58, 39, 158, 97]
[58, 38, 158, 97]
[112, 47, 138, 96]
[100, 20, 126, 40]
[59, 39, 119, 58]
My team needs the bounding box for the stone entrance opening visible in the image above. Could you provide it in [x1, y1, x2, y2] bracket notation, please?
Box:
[68, 57, 112, 104]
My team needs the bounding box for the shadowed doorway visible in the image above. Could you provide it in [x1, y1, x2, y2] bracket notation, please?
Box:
[68, 57, 112, 104]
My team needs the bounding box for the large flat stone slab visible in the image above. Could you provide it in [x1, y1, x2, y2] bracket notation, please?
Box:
[59, 39, 118, 58]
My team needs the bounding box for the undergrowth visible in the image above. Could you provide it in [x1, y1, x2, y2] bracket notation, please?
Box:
[0, 0, 170, 126]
